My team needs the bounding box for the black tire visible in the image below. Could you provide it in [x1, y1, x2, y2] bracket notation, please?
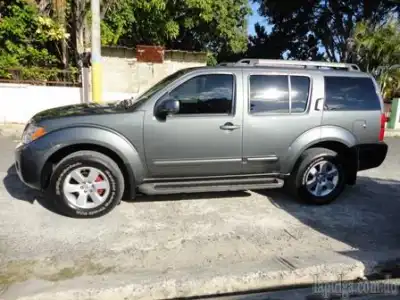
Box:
[287, 147, 346, 205]
[49, 151, 125, 218]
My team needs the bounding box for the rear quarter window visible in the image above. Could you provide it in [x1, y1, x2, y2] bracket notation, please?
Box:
[324, 76, 381, 111]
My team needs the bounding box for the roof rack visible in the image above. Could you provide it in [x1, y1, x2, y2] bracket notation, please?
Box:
[217, 62, 237, 66]
[236, 59, 360, 71]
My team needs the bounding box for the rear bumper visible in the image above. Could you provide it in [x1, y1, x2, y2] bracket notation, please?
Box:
[357, 142, 388, 171]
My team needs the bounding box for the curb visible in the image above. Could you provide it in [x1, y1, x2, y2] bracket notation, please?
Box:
[2, 252, 400, 300]
[385, 130, 400, 137]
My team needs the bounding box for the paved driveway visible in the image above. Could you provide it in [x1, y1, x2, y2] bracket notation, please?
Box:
[1, 136, 400, 299]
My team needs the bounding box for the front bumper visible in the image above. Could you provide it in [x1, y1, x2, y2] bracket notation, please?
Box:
[14, 142, 43, 190]
[357, 142, 388, 171]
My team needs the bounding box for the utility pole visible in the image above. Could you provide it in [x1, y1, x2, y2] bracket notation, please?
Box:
[91, 0, 102, 103]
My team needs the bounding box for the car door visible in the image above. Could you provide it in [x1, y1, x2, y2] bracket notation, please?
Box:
[242, 70, 323, 174]
[143, 71, 243, 178]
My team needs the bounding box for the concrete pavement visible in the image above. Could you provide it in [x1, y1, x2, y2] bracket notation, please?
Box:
[0, 136, 400, 300]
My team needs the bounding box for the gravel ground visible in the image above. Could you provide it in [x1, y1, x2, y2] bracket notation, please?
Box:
[0, 136, 399, 292]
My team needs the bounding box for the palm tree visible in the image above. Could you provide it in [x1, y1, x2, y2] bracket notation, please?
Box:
[376, 66, 400, 101]
[348, 19, 400, 101]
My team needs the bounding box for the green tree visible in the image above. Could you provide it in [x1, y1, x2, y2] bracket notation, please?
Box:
[217, 23, 286, 62]
[0, 0, 71, 80]
[349, 20, 400, 100]
[101, 0, 251, 56]
[253, 0, 399, 61]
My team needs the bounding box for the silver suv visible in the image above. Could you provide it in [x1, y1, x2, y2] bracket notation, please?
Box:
[14, 59, 388, 218]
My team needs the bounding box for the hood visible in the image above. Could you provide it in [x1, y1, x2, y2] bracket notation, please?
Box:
[31, 102, 126, 123]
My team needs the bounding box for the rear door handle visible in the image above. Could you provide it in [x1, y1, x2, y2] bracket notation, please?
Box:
[315, 98, 324, 111]
[220, 122, 240, 131]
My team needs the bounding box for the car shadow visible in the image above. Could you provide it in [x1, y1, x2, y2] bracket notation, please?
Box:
[253, 175, 400, 275]
[134, 190, 251, 202]
[2, 164, 63, 215]
[2, 163, 251, 214]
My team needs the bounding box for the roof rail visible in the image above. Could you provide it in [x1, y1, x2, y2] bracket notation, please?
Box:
[217, 62, 237, 66]
[236, 59, 361, 71]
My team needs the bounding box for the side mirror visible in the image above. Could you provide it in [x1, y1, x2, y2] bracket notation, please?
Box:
[156, 98, 180, 118]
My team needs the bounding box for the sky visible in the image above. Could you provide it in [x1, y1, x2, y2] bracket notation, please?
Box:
[247, 1, 271, 35]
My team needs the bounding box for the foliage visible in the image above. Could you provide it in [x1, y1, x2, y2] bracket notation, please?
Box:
[379, 68, 400, 101]
[5, 66, 79, 83]
[349, 20, 400, 101]
[0, 0, 69, 80]
[206, 53, 218, 66]
[101, 0, 251, 56]
[215, 23, 286, 62]
[349, 20, 400, 72]
[253, 0, 399, 61]
[246, 23, 302, 60]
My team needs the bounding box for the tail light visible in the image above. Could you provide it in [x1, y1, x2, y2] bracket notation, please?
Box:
[379, 113, 386, 141]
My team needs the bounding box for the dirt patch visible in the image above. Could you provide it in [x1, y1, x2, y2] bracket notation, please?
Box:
[0, 258, 115, 285]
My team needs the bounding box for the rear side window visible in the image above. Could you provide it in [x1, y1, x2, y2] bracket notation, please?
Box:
[249, 75, 310, 114]
[291, 76, 310, 113]
[250, 75, 289, 113]
[324, 77, 381, 111]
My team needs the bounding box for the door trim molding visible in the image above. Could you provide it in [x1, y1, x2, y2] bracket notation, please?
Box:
[153, 158, 242, 166]
[245, 155, 278, 162]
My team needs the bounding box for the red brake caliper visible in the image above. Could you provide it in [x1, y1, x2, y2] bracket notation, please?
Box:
[95, 175, 105, 195]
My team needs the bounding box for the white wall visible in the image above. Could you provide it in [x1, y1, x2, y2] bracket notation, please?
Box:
[0, 83, 136, 124]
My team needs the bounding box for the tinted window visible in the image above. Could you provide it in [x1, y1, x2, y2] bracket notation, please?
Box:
[250, 75, 289, 113]
[324, 77, 381, 111]
[169, 74, 234, 114]
[291, 76, 310, 113]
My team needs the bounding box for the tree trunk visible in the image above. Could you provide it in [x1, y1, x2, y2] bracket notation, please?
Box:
[54, 0, 68, 69]
[84, 14, 91, 50]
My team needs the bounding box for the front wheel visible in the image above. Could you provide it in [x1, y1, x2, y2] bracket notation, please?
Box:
[287, 148, 346, 205]
[49, 151, 125, 218]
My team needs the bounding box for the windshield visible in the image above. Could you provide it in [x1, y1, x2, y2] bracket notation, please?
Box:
[126, 68, 195, 110]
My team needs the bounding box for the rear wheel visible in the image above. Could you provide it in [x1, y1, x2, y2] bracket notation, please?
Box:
[287, 148, 346, 205]
[49, 151, 125, 218]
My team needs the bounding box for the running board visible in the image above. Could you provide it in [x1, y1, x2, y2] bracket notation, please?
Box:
[138, 177, 285, 195]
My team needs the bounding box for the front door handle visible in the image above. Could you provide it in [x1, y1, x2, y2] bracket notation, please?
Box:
[220, 122, 240, 131]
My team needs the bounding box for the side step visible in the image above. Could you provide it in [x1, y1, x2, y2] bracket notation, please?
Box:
[138, 177, 285, 195]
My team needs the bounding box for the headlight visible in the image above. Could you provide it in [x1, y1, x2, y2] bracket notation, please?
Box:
[22, 123, 47, 144]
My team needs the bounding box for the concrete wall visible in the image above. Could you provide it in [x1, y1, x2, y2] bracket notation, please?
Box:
[102, 47, 207, 94]
[0, 47, 207, 124]
[0, 83, 135, 124]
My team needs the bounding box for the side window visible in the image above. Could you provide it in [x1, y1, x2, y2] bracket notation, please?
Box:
[168, 74, 234, 115]
[324, 77, 381, 111]
[249, 75, 289, 114]
[290, 76, 310, 113]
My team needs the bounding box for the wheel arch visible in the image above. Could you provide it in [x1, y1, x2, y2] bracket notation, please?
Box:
[39, 126, 146, 199]
[283, 126, 359, 185]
